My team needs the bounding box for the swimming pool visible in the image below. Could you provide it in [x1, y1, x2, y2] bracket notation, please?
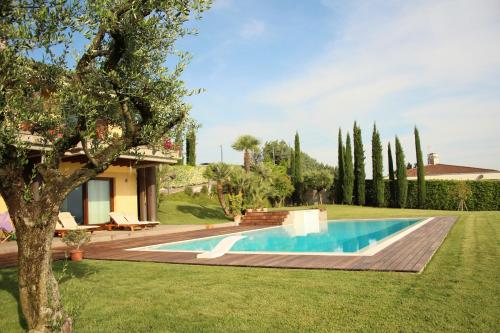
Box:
[129, 218, 432, 256]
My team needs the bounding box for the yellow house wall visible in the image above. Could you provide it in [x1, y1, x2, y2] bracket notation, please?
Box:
[0, 195, 7, 213]
[0, 163, 138, 217]
[59, 162, 138, 217]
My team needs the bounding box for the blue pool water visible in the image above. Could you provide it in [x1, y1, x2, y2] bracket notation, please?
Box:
[138, 219, 423, 254]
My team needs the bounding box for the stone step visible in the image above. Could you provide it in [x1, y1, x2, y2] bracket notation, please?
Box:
[240, 211, 289, 227]
[239, 221, 283, 226]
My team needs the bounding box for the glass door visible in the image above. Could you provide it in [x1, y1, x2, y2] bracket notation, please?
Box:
[61, 185, 84, 224]
[87, 179, 111, 224]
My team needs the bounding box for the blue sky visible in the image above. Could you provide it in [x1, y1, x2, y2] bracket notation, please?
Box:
[176, 0, 500, 172]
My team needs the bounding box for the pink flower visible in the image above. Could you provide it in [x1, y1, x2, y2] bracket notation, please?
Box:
[163, 139, 174, 150]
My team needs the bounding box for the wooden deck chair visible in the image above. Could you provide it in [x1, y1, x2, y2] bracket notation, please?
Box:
[57, 212, 99, 237]
[123, 214, 160, 228]
[108, 212, 147, 232]
[1, 212, 15, 243]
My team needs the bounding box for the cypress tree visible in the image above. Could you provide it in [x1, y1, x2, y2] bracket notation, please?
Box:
[387, 142, 396, 207]
[336, 128, 345, 203]
[353, 122, 366, 205]
[414, 127, 426, 208]
[289, 148, 295, 180]
[371, 124, 384, 206]
[186, 129, 196, 166]
[175, 131, 184, 165]
[395, 136, 408, 208]
[343, 132, 354, 204]
[293, 132, 303, 204]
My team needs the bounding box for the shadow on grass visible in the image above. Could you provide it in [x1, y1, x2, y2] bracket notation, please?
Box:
[0, 259, 99, 330]
[176, 205, 229, 221]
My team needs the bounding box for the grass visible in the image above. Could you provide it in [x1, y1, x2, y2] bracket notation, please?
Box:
[0, 207, 499, 332]
[157, 192, 231, 225]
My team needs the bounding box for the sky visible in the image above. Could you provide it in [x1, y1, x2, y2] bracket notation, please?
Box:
[176, 0, 500, 173]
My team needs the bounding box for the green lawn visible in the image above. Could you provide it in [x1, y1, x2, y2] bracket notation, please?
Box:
[157, 192, 231, 225]
[1, 208, 499, 332]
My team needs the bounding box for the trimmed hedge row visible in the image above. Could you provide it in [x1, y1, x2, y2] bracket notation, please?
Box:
[363, 179, 500, 211]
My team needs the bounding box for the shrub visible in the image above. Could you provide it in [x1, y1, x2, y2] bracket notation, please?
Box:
[227, 193, 243, 216]
[200, 185, 208, 195]
[210, 184, 217, 196]
[183, 186, 193, 196]
[62, 230, 91, 250]
[366, 179, 499, 211]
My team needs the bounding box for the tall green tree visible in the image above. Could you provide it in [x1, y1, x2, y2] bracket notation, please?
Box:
[371, 124, 384, 206]
[343, 133, 354, 204]
[353, 122, 366, 205]
[175, 131, 184, 165]
[304, 169, 334, 205]
[336, 128, 345, 203]
[414, 126, 426, 208]
[387, 142, 396, 207]
[185, 129, 196, 166]
[262, 140, 291, 166]
[232, 135, 260, 172]
[395, 136, 408, 208]
[289, 148, 296, 180]
[0, 1, 210, 331]
[293, 132, 304, 204]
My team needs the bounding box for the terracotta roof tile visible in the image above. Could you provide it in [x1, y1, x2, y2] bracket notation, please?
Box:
[407, 164, 499, 177]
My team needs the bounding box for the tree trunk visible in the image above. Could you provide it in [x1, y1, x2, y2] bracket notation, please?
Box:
[243, 149, 250, 173]
[216, 182, 231, 216]
[15, 211, 72, 333]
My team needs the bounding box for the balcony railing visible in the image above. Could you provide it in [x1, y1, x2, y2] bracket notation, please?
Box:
[17, 131, 180, 164]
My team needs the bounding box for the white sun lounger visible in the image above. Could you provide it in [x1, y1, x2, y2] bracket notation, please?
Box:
[108, 212, 150, 231]
[124, 214, 160, 227]
[57, 212, 99, 236]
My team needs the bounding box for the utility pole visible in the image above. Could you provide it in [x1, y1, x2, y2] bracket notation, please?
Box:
[220, 145, 223, 162]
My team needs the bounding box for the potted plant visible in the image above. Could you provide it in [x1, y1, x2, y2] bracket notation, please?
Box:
[228, 193, 243, 224]
[62, 230, 91, 261]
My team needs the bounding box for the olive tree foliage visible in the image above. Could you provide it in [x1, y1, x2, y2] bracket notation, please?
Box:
[0, 1, 210, 332]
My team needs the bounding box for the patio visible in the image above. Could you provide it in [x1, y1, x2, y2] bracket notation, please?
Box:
[0, 216, 456, 273]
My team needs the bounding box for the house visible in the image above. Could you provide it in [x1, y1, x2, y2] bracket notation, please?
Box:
[407, 153, 500, 180]
[0, 132, 179, 225]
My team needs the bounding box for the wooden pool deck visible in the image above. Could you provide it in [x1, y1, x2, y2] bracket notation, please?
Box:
[0, 216, 457, 273]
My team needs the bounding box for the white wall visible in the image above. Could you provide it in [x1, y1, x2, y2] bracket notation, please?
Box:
[407, 172, 500, 180]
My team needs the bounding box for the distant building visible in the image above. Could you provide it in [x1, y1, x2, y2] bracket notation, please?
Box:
[406, 153, 500, 180]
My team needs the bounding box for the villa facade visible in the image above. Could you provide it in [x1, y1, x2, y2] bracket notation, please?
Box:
[0, 132, 179, 225]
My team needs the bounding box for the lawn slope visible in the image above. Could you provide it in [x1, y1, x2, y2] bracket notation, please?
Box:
[157, 192, 230, 225]
[0, 209, 498, 332]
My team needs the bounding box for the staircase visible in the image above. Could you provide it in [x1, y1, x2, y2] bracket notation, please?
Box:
[240, 211, 289, 226]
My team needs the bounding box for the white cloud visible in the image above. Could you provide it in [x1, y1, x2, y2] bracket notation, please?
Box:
[249, 0, 500, 171]
[239, 19, 266, 39]
[211, 0, 233, 11]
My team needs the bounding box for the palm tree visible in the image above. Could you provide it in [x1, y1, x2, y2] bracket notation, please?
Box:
[203, 163, 231, 216]
[232, 135, 261, 172]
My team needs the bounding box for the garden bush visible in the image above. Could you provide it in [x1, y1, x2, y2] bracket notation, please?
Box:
[200, 185, 208, 195]
[183, 186, 194, 196]
[364, 179, 499, 211]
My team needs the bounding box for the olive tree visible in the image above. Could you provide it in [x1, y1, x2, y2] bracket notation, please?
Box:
[0, 1, 210, 331]
[304, 169, 334, 205]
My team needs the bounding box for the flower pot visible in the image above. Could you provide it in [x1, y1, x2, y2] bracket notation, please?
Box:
[70, 249, 84, 261]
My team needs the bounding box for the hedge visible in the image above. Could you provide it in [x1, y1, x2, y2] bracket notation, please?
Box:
[363, 179, 500, 211]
